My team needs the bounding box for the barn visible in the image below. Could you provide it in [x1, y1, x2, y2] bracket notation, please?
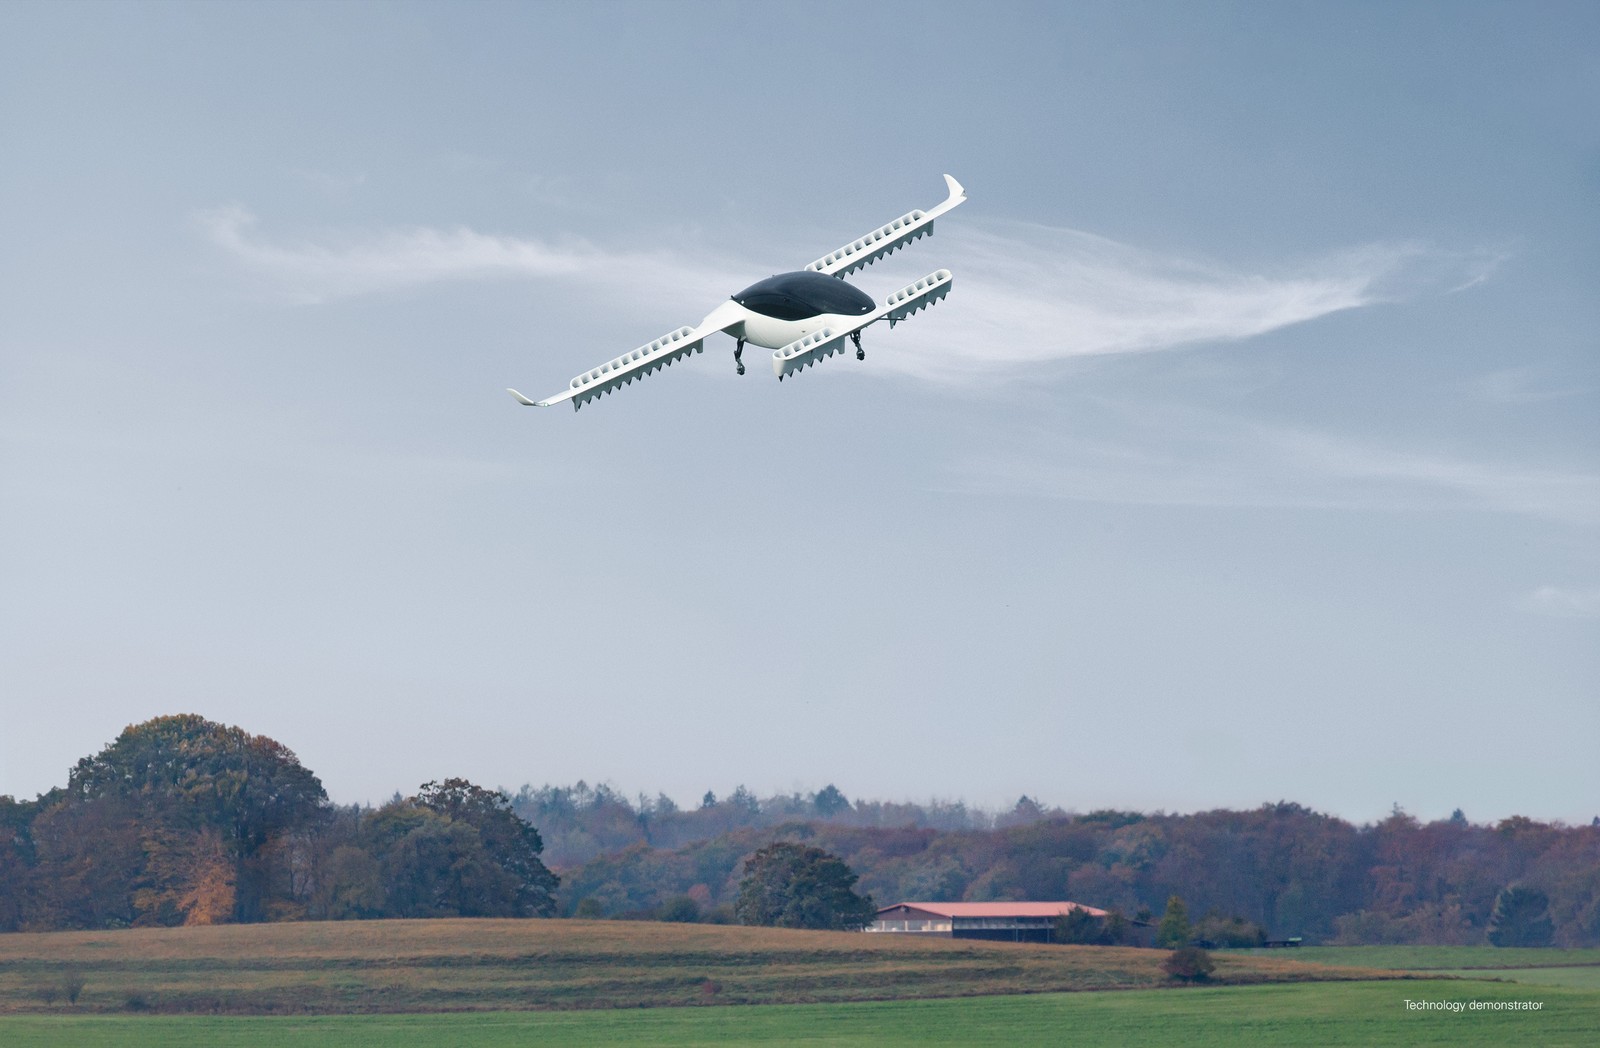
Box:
[865, 901, 1109, 943]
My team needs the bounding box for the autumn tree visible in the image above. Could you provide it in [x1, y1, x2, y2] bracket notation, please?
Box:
[25, 791, 143, 929]
[52, 714, 327, 923]
[0, 796, 35, 932]
[734, 841, 875, 930]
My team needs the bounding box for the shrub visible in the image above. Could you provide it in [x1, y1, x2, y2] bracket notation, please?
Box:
[659, 896, 701, 923]
[1162, 946, 1215, 982]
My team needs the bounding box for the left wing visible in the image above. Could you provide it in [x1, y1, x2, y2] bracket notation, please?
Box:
[508, 302, 744, 411]
[772, 269, 954, 379]
[805, 174, 966, 277]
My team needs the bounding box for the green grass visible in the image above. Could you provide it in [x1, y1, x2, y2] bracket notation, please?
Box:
[1230, 945, 1600, 970]
[0, 919, 1399, 1015]
[1, 980, 1595, 1047]
[1443, 968, 1600, 990]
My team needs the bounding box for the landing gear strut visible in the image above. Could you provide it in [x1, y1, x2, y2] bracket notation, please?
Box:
[851, 331, 864, 361]
[734, 338, 745, 376]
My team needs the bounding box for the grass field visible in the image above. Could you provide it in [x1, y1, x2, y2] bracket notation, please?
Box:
[1, 980, 1596, 1047]
[1441, 968, 1600, 989]
[1230, 945, 1600, 970]
[0, 919, 1399, 1015]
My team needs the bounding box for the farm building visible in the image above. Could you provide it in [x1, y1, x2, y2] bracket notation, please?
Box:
[865, 901, 1108, 943]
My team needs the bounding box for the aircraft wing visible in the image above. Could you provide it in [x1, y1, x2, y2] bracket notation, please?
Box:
[772, 269, 953, 379]
[508, 302, 745, 411]
[805, 174, 966, 277]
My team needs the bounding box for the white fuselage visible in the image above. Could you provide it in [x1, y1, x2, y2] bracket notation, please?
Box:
[733, 306, 863, 350]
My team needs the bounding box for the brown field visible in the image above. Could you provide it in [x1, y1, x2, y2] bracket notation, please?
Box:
[0, 918, 1409, 1015]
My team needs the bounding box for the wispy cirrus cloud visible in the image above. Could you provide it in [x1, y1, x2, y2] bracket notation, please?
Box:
[196, 207, 747, 308]
[872, 223, 1501, 383]
[199, 208, 1500, 379]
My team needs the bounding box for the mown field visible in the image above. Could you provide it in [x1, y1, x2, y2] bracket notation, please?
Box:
[2, 980, 1596, 1048]
[0, 918, 1398, 1015]
[1231, 945, 1600, 970]
[1229, 945, 1600, 990]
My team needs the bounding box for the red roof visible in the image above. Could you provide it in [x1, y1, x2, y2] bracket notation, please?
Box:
[878, 901, 1108, 919]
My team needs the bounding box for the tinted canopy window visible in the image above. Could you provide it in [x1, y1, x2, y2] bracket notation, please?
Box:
[733, 271, 875, 320]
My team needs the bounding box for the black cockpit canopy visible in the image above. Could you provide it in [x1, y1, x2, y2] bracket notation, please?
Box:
[732, 271, 876, 321]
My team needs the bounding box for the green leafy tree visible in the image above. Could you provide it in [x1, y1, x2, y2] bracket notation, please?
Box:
[316, 845, 385, 919]
[359, 779, 559, 919]
[369, 807, 502, 917]
[1055, 907, 1133, 946]
[416, 779, 559, 917]
[1489, 886, 1554, 947]
[1055, 907, 1103, 944]
[1157, 894, 1191, 948]
[734, 842, 875, 930]
[659, 895, 701, 922]
[812, 785, 851, 819]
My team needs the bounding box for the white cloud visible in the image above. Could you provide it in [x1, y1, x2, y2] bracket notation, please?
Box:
[196, 207, 745, 308]
[1522, 586, 1600, 618]
[869, 225, 1498, 383]
[200, 209, 1499, 379]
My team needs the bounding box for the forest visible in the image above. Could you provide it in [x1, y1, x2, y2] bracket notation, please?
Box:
[2, 715, 1596, 947]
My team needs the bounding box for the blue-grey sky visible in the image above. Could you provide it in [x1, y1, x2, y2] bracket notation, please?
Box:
[3, 1, 1596, 824]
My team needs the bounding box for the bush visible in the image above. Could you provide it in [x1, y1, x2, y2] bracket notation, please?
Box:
[1054, 907, 1134, 946]
[1192, 911, 1267, 949]
[1162, 946, 1215, 982]
[659, 896, 701, 923]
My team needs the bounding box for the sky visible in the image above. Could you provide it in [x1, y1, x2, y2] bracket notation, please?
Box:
[2, 1, 1596, 826]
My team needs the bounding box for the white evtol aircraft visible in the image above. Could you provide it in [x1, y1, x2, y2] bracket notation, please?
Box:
[507, 174, 967, 411]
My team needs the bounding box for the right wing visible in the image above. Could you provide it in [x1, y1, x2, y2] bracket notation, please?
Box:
[772, 269, 954, 379]
[805, 174, 966, 277]
[508, 302, 744, 411]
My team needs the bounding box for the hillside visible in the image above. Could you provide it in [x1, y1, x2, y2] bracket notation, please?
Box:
[0, 918, 1404, 1015]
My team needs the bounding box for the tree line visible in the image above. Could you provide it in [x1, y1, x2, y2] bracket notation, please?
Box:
[541, 796, 1598, 946]
[0, 716, 557, 929]
[2, 716, 1596, 947]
